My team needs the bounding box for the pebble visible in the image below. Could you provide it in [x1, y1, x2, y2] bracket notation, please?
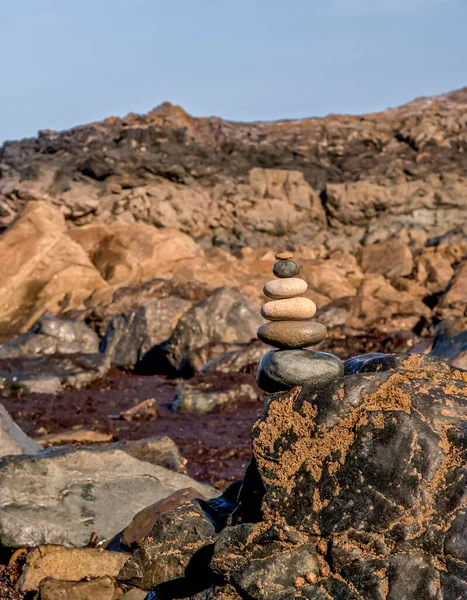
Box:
[263, 278, 307, 300]
[275, 252, 294, 260]
[256, 349, 344, 393]
[272, 259, 300, 279]
[261, 297, 317, 321]
[257, 321, 326, 349]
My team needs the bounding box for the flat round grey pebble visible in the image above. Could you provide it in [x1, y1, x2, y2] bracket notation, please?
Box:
[256, 349, 344, 393]
[272, 259, 301, 278]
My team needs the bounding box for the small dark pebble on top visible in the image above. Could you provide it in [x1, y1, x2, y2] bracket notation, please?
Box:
[272, 259, 301, 278]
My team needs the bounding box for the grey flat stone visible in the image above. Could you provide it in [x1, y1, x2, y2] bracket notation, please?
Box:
[256, 349, 344, 393]
[0, 353, 110, 397]
[0, 447, 217, 548]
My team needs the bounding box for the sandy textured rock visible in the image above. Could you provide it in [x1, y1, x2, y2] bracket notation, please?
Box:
[229, 353, 467, 599]
[18, 546, 128, 592]
[39, 576, 121, 600]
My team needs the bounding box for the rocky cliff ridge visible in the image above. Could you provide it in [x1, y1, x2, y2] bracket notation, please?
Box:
[1, 88, 466, 250]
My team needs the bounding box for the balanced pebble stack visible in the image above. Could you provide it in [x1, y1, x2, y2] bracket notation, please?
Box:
[256, 252, 344, 393]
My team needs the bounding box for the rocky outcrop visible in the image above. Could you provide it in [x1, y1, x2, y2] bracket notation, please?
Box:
[69, 221, 203, 285]
[0, 201, 107, 338]
[1, 89, 467, 252]
[121, 353, 467, 599]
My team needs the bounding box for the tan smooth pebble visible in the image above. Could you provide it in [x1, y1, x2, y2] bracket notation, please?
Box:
[263, 278, 307, 299]
[275, 251, 294, 260]
[257, 321, 327, 349]
[261, 297, 317, 321]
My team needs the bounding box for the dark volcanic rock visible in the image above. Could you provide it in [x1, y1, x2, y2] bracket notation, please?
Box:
[430, 319, 467, 370]
[211, 522, 319, 600]
[108, 352, 467, 599]
[229, 353, 467, 599]
[165, 287, 261, 374]
[101, 296, 191, 369]
[107, 487, 205, 552]
[119, 500, 216, 591]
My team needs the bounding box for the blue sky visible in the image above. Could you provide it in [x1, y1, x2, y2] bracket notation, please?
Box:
[1, 0, 466, 143]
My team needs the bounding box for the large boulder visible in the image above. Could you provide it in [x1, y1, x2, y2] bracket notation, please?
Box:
[165, 287, 262, 374]
[69, 221, 203, 285]
[0, 201, 107, 338]
[100, 295, 191, 368]
[227, 353, 467, 599]
[0, 316, 99, 359]
[0, 448, 216, 548]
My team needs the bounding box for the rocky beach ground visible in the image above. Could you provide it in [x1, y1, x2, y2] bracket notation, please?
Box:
[0, 88, 465, 598]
